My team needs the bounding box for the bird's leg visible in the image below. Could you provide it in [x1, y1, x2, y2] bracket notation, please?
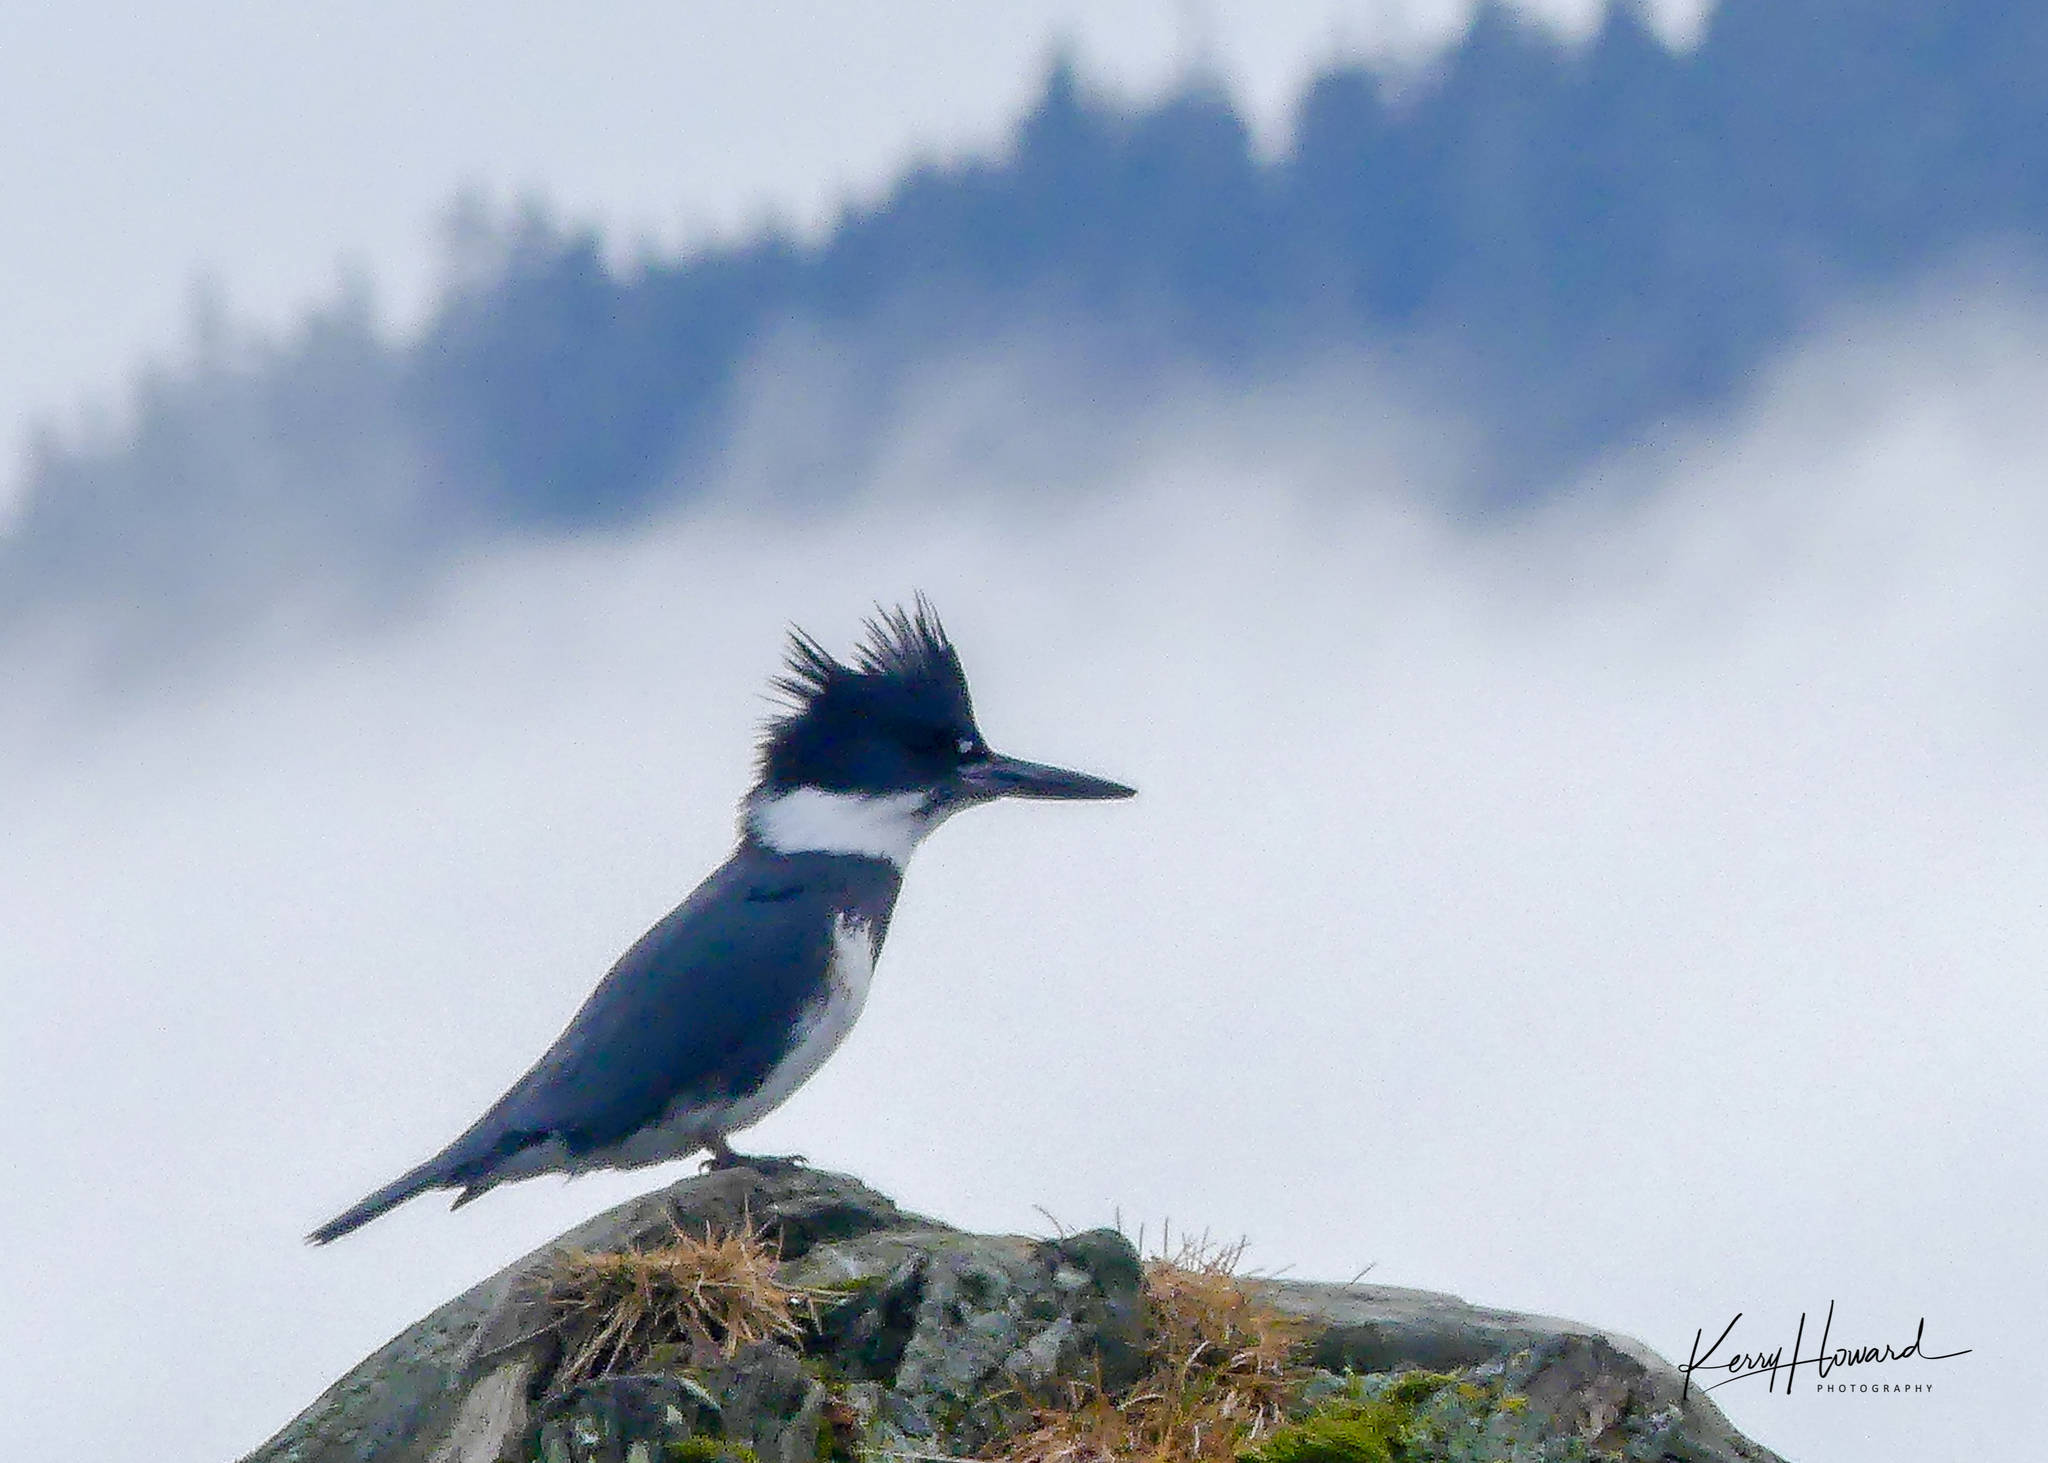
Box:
[699, 1135, 808, 1174]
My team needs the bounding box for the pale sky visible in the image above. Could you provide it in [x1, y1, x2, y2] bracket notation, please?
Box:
[5, 281, 2038, 1463]
[0, 0, 1710, 510]
[12, 6, 2031, 1463]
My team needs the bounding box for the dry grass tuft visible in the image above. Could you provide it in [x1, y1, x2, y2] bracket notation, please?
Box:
[996, 1232, 1310, 1463]
[541, 1216, 825, 1389]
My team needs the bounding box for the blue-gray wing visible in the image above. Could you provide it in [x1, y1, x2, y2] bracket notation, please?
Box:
[308, 847, 898, 1242]
[478, 848, 900, 1156]
[490, 865, 830, 1148]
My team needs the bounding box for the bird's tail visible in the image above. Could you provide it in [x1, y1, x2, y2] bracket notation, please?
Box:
[306, 1155, 455, 1245]
[308, 1119, 538, 1243]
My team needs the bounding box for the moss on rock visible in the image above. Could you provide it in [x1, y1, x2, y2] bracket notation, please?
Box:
[241, 1168, 1783, 1463]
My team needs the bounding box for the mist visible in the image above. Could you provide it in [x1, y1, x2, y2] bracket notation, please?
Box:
[5, 285, 2042, 1462]
[19, 0, 2048, 666]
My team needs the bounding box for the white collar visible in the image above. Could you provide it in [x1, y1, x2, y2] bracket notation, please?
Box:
[744, 787, 944, 867]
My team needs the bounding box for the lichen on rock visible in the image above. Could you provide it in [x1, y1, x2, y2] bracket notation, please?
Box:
[245, 1168, 1784, 1463]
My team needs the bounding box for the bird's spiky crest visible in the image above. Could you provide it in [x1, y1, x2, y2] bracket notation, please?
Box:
[852, 597, 957, 684]
[767, 596, 957, 722]
[755, 596, 973, 792]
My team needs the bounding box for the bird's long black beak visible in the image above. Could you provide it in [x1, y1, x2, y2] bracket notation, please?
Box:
[960, 752, 1136, 802]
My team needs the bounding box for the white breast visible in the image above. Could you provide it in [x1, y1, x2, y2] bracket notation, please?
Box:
[708, 912, 879, 1135]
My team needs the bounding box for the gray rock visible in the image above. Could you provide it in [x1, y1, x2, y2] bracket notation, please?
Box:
[1260, 1279, 1781, 1463]
[253, 1169, 910, 1463]
[244, 1167, 1785, 1463]
[531, 1373, 724, 1463]
[704, 1340, 828, 1463]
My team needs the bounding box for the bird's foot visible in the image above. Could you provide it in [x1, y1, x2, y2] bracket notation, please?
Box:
[700, 1138, 808, 1174]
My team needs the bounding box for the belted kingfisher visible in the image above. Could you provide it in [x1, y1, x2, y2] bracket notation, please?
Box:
[309, 600, 1133, 1243]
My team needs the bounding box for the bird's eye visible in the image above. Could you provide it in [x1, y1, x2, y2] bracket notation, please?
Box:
[956, 737, 980, 758]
